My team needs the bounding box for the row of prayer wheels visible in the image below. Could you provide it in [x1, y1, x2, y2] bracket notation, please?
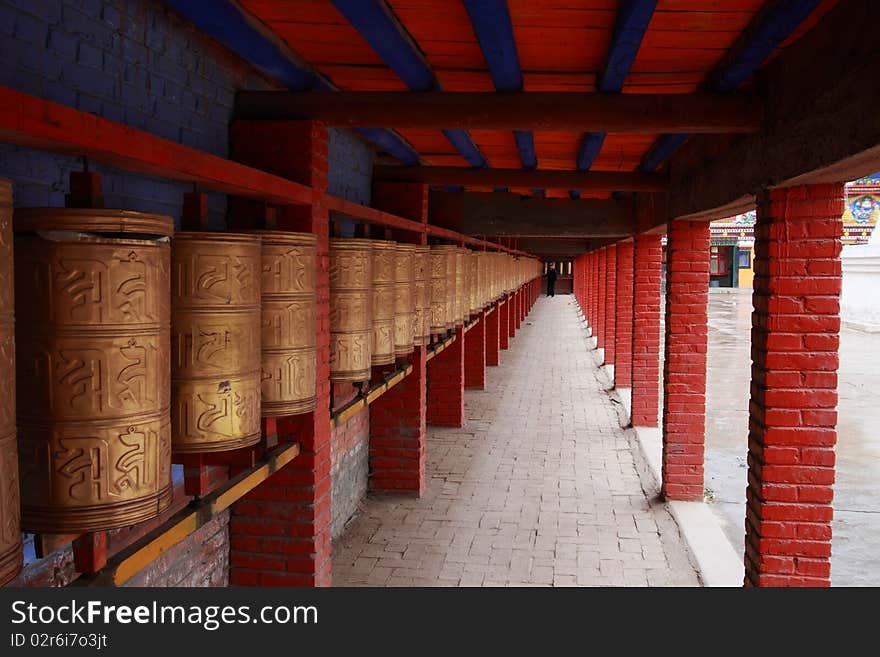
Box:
[0, 185, 539, 584]
[0, 192, 319, 583]
[329, 239, 540, 382]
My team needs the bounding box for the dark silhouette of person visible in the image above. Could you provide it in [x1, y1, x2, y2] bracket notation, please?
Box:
[545, 264, 558, 297]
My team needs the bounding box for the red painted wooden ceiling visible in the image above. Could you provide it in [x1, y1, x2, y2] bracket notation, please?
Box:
[237, 0, 839, 195]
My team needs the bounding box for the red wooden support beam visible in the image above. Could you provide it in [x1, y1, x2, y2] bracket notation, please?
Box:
[73, 532, 108, 575]
[235, 91, 762, 134]
[376, 166, 667, 192]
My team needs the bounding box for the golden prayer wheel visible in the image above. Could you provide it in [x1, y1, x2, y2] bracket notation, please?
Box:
[370, 240, 396, 366]
[393, 243, 415, 356]
[412, 246, 430, 346]
[429, 246, 449, 337]
[432, 245, 457, 330]
[171, 232, 261, 453]
[0, 180, 21, 585]
[330, 239, 372, 381]
[469, 251, 480, 317]
[250, 231, 317, 417]
[455, 248, 467, 325]
[478, 251, 488, 310]
[14, 208, 173, 532]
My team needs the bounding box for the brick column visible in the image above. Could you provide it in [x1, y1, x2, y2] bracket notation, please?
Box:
[631, 234, 662, 428]
[507, 292, 516, 340]
[499, 296, 510, 350]
[427, 333, 465, 427]
[605, 244, 617, 368]
[370, 346, 426, 495]
[465, 312, 486, 389]
[485, 305, 500, 366]
[614, 240, 634, 390]
[661, 220, 710, 501]
[597, 248, 607, 351]
[744, 184, 843, 587]
[516, 289, 523, 329]
[228, 120, 332, 586]
[590, 252, 600, 337]
[369, 181, 429, 496]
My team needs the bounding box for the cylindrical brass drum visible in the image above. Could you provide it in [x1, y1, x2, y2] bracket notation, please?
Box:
[251, 231, 316, 417]
[393, 244, 415, 356]
[330, 239, 372, 381]
[429, 246, 449, 336]
[171, 233, 261, 453]
[412, 246, 430, 346]
[0, 180, 21, 585]
[469, 250, 480, 317]
[14, 209, 173, 532]
[370, 240, 396, 366]
[454, 248, 466, 325]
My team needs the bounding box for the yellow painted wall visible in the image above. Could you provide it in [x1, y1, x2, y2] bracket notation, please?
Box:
[737, 247, 755, 289]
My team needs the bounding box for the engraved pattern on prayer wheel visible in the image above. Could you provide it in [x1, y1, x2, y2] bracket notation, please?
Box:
[0, 180, 21, 584]
[454, 248, 466, 325]
[370, 240, 396, 366]
[13, 208, 173, 532]
[412, 246, 430, 346]
[477, 251, 488, 310]
[170, 233, 261, 453]
[431, 245, 457, 330]
[250, 231, 317, 417]
[393, 244, 415, 356]
[330, 239, 372, 381]
[429, 246, 450, 336]
[469, 251, 480, 317]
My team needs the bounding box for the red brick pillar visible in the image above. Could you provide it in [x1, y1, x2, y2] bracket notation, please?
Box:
[591, 252, 600, 337]
[507, 292, 516, 340]
[485, 305, 500, 366]
[614, 240, 634, 390]
[744, 184, 843, 587]
[631, 234, 662, 427]
[465, 312, 486, 389]
[228, 120, 332, 586]
[598, 248, 607, 350]
[516, 289, 523, 328]
[605, 244, 617, 367]
[427, 332, 465, 427]
[499, 296, 510, 350]
[369, 181, 429, 496]
[370, 346, 426, 495]
[661, 220, 710, 501]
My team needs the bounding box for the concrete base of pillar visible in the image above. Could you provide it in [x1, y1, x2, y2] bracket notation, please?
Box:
[630, 426, 743, 588]
[602, 364, 615, 383]
[596, 347, 605, 364]
[616, 386, 631, 427]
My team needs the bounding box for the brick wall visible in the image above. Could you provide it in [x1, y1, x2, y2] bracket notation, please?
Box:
[631, 234, 663, 427]
[331, 403, 369, 539]
[614, 240, 634, 388]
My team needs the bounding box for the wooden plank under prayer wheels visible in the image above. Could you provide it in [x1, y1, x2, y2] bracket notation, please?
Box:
[0, 179, 21, 585]
[393, 243, 415, 357]
[370, 240, 396, 366]
[14, 208, 174, 533]
[249, 231, 317, 417]
[171, 232, 262, 453]
[412, 245, 430, 346]
[329, 239, 372, 382]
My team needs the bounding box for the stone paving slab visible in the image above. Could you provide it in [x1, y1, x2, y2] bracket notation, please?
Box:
[333, 296, 701, 587]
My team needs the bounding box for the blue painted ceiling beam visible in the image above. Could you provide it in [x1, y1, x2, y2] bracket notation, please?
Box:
[463, 0, 536, 169]
[578, 0, 657, 171]
[165, 0, 420, 164]
[331, 0, 487, 168]
[640, 0, 823, 172]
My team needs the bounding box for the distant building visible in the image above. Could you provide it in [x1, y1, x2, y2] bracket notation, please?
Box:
[706, 174, 880, 288]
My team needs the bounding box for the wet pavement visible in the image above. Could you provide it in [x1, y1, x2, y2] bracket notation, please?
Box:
[703, 289, 880, 586]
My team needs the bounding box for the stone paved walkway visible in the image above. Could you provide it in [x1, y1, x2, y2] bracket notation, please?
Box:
[332, 295, 701, 587]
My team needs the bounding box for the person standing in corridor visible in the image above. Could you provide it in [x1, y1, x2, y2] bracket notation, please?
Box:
[545, 263, 558, 297]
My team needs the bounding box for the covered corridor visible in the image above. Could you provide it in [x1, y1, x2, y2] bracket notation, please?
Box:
[333, 297, 699, 587]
